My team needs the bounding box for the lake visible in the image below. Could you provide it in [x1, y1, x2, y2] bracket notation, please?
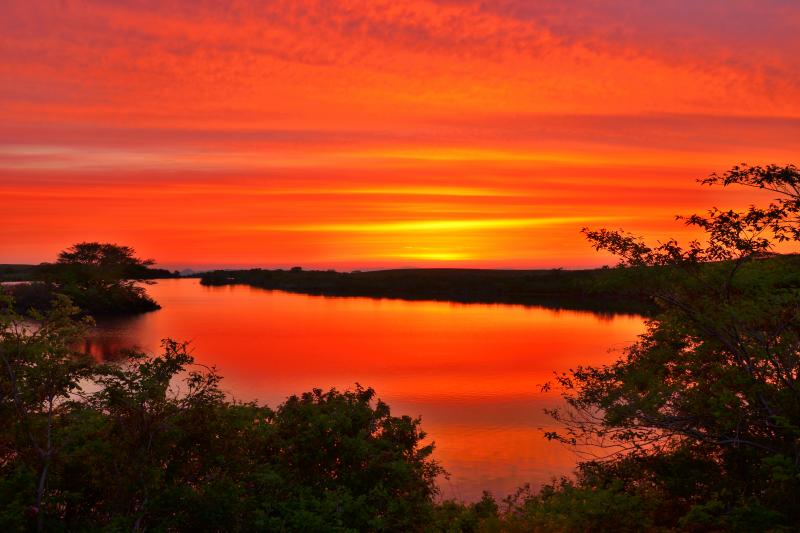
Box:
[86, 278, 645, 502]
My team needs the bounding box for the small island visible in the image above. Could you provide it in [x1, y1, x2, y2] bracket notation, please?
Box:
[1, 243, 177, 316]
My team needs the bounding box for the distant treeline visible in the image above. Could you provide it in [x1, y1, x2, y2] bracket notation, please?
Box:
[199, 265, 670, 315]
[0, 263, 179, 282]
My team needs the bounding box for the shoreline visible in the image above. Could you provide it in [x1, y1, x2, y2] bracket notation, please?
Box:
[198, 266, 661, 316]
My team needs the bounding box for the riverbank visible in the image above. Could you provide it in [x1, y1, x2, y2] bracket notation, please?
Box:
[2, 281, 162, 316]
[198, 255, 800, 315]
[199, 266, 663, 315]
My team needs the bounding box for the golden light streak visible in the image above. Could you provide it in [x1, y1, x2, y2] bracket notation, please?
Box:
[247, 216, 625, 233]
[385, 251, 472, 261]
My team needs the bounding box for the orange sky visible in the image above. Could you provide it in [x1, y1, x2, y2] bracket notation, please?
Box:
[1, 0, 799, 269]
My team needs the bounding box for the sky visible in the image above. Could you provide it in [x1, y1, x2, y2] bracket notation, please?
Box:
[1, 0, 799, 269]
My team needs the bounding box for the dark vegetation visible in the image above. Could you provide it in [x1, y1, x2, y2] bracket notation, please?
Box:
[0, 303, 441, 531]
[477, 163, 799, 531]
[0, 263, 177, 284]
[1, 164, 798, 531]
[2, 243, 175, 316]
[200, 266, 661, 316]
[0, 265, 42, 283]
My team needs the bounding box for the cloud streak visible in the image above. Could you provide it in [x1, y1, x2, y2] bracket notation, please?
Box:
[1, 1, 798, 267]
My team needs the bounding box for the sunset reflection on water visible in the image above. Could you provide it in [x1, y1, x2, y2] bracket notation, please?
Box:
[86, 279, 645, 501]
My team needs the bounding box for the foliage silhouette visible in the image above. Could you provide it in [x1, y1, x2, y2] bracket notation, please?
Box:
[535, 164, 800, 530]
[4, 243, 163, 316]
[0, 299, 443, 531]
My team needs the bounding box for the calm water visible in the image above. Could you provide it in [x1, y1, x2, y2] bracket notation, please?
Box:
[86, 278, 645, 501]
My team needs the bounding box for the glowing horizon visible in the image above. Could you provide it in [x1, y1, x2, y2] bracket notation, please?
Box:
[2, 1, 799, 269]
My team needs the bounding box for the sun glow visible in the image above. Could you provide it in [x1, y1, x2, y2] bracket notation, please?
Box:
[386, 251, 472, 261]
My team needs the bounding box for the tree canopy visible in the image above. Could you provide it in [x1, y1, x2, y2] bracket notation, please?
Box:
[541, 164, 800, 530]
[42, 242, 161, 315]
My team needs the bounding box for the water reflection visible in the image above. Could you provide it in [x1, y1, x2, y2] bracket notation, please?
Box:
[83, 315, 148, 360]
[86, 279, 645, 501]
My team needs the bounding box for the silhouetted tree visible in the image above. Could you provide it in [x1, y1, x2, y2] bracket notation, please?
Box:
[0, 295, 92, 531]
[43, 242, 160, 314]
[543, 164, 800, 529]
